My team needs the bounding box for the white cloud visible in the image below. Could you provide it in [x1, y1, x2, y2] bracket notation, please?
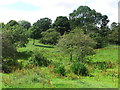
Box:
[0, 0, 119, 25]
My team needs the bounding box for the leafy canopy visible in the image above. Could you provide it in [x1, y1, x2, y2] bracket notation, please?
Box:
[57, 27, 96, 61]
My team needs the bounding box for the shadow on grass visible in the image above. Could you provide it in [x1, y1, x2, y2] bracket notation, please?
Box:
[35, 44, 54, 48]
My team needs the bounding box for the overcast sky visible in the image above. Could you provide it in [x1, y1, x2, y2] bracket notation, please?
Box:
[0, 0, 119, 25]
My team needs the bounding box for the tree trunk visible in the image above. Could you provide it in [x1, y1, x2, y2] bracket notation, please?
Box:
[70, 53, 72, 62]
[33, 39, 35, 45]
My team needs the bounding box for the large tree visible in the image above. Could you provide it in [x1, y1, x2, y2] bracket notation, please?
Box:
[69, 6, 110, 48]
[3, 23, 29, 47]
[2, 21, 30, 72]
[18, 20, 31, 30]
[2, 30, 17, 58]
[57, 27, 96, 62]
[29, 25, 42, 45]
[53, 16, 71, 35]
[33, 17, 52, 31]
[2, 29, 19, 73]
[6, 20, 19, 29]
[69, 6, 109, 29]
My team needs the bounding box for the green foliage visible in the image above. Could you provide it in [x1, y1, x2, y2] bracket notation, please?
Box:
[2, 28, 22, 73]
[53, 16, 71, 35]
[2, 59, 22, 73]
[40, 28, 60, 45]
[18, 20, 31, 30]
[69, 6, 109, 29]
[1, 22, 30, 73]
[57, 27, 96, 61]
[29, 25, 42, 40]
[6, 20, 19, 28]
[8, 25, 29, 47]
[2, 31, 17, 58]
[13, 26, 29, 47]
[69, 5, 110, 48]
[29, 50, 51, 66]
[108, 24, 120, 45]
[33, 17, 52, 31]
[3, 23, 30, 47]
[88, 30, 109, 48]
[71, 62, 88, 76]
[28, 25, 42, 45]
[0, 22, 5, 28]
[54, 62, 66, 76]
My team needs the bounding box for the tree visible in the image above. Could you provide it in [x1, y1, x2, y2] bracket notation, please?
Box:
[2, 22, 30, 73]
[53, 16, 71, 35]
[2, 30, 17, 58]
[29, 25, 42, 45]
[69, 6, 110, 48]
[40, 28, 60, 45]
[3, 24, 29, 47]
[2, 30, 19, 73]
[108, 23, 120, 45]
[57, 27, 96, 62]
[6, 20, 19, 29]
[88, 26, 110, 48]
[82, 23, 99, 34]
[18, 20, 31, 30]
[69, 6, 109, 29]
[33, 17, 52, 31]
[0, 22, 5, 28]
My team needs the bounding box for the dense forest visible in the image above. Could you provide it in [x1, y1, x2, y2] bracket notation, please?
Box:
[1, 5, 119, 88]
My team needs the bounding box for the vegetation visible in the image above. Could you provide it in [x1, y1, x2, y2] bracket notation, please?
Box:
[28, 50, 51, 66]
[40, 28, 60, 45]
[1, 41, 119, 88]
[53, 16, 71, 35]
[57, 27, 96, 61]
[1, 5, 119, 88]
[71, 62, 88, 76]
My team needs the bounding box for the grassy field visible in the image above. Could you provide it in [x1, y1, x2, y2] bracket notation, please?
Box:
[1, 40, 119, 88]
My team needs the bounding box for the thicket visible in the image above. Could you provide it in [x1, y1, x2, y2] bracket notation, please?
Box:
[71, 62, 89, 76]
[28, 50, 51, 67]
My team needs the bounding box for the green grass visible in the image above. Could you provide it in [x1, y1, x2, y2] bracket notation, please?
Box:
[2, 66, 118, 88]
[92, 45, 119, 63]
[2, 39, 119, 88]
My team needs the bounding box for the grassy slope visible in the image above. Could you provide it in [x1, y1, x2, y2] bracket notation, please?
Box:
[2, 40, 119, 88]
[92, 45, 118, 63]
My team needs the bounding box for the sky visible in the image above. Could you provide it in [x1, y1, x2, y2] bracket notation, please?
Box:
[0, 0, 119, 25]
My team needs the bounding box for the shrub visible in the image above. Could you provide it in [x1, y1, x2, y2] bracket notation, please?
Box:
[2, 59, 22, 73]
[71, 62, 88, 76]
[54, 62, 66, 76]
[40, 28, 60, 45]
[29, 50, 51, 67]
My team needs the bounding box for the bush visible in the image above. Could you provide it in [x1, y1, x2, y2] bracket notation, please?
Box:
[71, 62, 88, 76]
[40, 28, 60, 45]
[54, 62, 66, 76]
[29, 50, 51, 67]
[2, 59, 22, 73]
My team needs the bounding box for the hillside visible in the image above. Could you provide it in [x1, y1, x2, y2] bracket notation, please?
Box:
[2, 40, 119, 88]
